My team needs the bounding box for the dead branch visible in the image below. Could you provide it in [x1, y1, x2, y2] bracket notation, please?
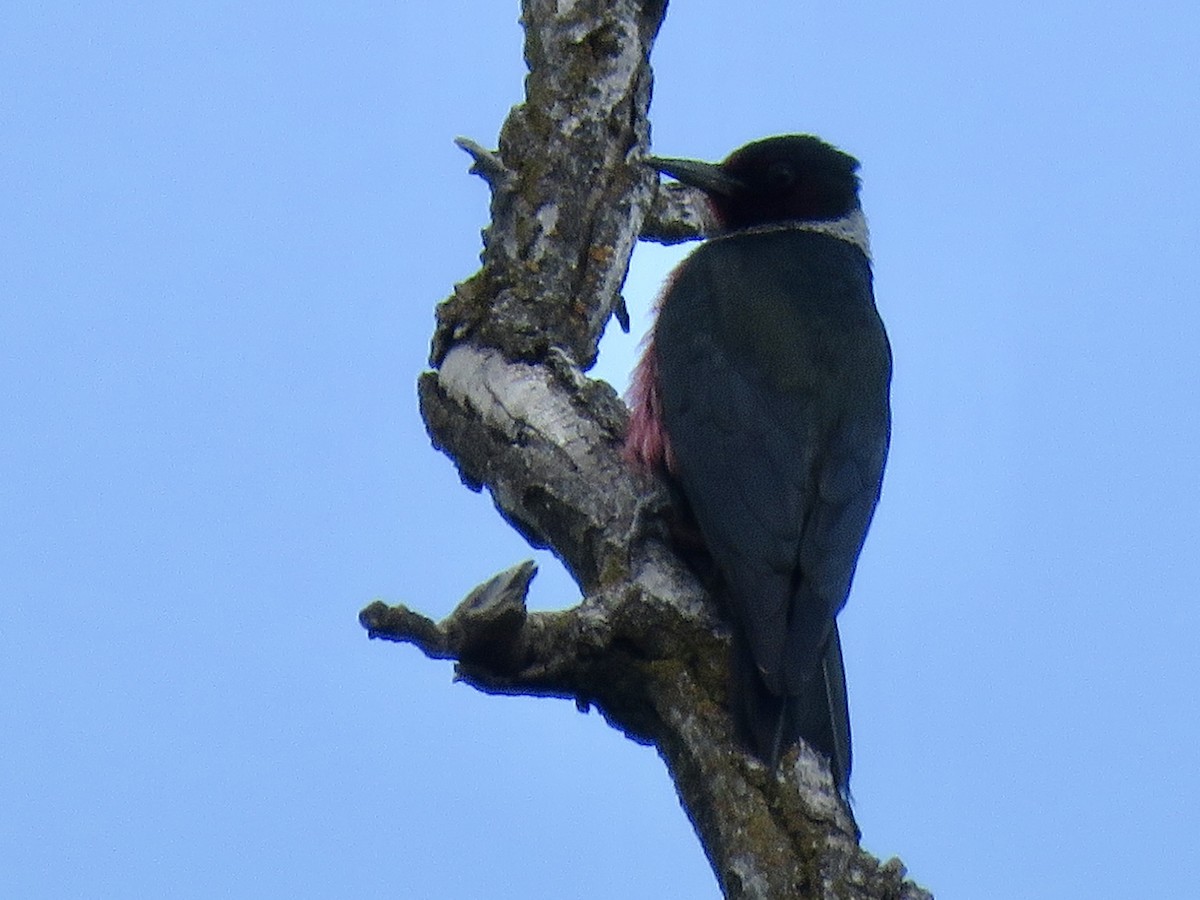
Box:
[364, 2, 931, 897]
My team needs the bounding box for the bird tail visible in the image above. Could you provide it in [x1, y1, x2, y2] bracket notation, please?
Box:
[732, 622, 852, 795]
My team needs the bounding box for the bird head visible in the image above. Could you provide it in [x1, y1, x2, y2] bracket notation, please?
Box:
[648, 134, 861, 231]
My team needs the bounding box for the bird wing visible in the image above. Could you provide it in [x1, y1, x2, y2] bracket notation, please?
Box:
[654, 230, 890, 694]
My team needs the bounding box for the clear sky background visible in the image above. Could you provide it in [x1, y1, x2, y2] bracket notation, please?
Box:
[4, 2, 1198, 898]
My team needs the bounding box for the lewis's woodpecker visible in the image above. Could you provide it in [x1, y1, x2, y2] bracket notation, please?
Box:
[625, 135, 891, 793]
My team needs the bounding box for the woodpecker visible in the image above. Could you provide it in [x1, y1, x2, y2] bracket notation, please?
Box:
[625, 135, 891, 793]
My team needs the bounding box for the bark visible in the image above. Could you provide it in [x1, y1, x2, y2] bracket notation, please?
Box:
[361, 2, 931, 897]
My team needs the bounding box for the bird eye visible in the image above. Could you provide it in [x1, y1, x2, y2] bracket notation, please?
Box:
[767, 162, 796, 190]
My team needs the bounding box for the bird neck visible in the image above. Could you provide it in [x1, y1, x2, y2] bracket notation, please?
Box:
[709, 207, 872, 260]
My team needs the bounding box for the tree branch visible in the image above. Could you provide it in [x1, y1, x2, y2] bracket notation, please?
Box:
[365, 2, 931, 897]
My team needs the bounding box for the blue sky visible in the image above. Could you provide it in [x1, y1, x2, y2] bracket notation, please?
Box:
[3, 2, 1198, 897]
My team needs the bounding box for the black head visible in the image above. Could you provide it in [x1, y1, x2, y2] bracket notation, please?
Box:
[649, 134, 861, 230]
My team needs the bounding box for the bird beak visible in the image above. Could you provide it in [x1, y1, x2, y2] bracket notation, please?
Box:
[647, 156, 745, 198]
